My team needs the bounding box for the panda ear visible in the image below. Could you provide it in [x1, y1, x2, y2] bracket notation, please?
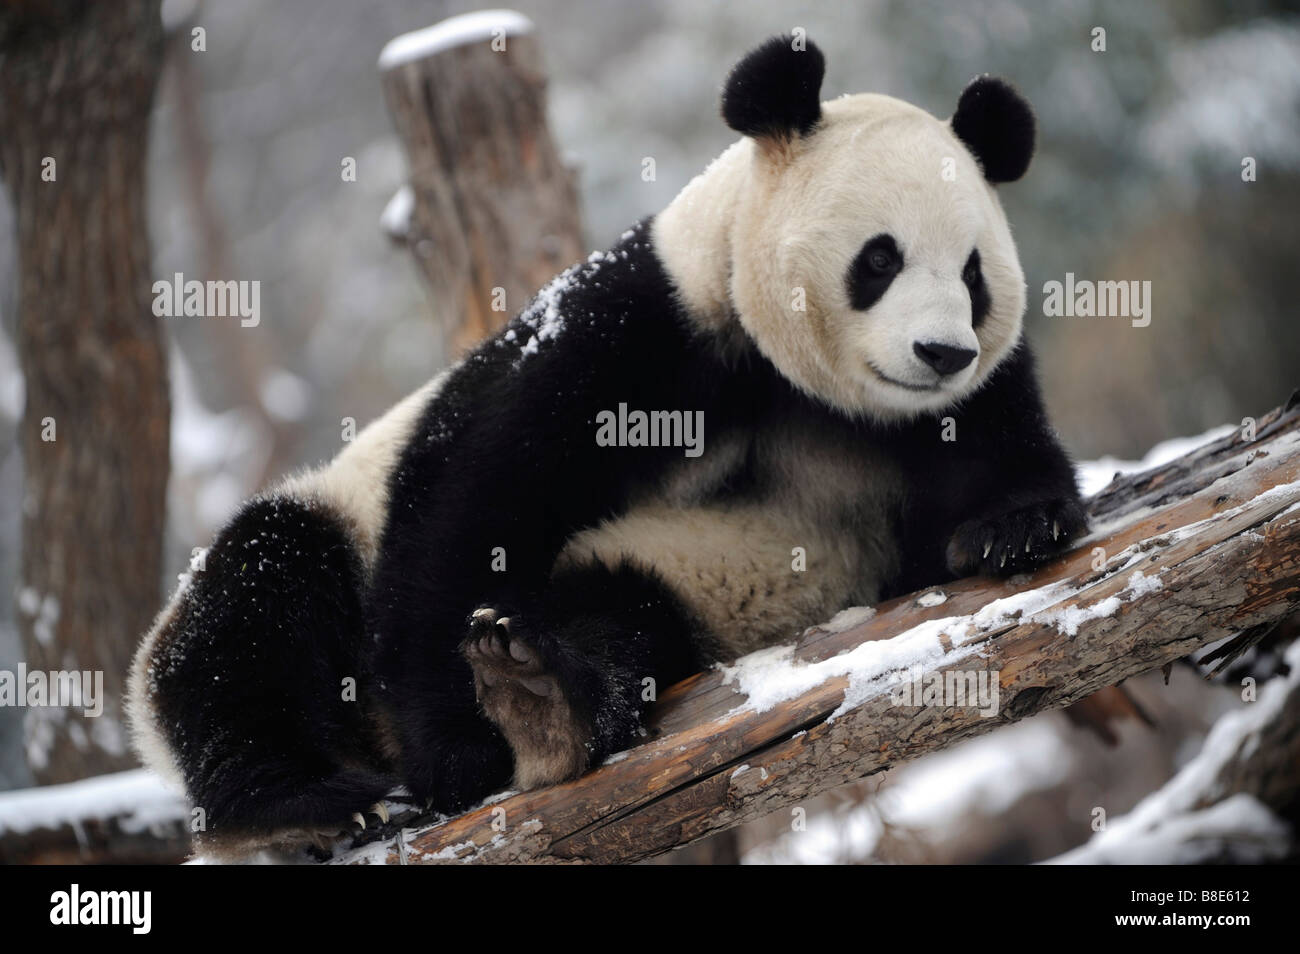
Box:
[721, 35, 825, 140]
[951, 76, 1036, 183]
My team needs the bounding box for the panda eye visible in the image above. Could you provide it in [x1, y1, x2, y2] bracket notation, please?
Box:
[964, 248, 992, 328]
[846, 233, 903, 310]
[868, 250, 894, 273]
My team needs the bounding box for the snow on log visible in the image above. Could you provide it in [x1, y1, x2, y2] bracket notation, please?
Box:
[0, 769, 189, 864]
[331, 392, 1300, 864]
[380, 10, 583, 354]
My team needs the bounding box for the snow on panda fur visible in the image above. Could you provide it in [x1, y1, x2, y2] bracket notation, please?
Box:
[127, 35, 1085, 858]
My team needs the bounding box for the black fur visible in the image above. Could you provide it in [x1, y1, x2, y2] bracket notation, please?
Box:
[886, 343, 1088, 594]
[964, 249, 992, 328]
[846, 233, 904, 311]
[148, 496, 394, 840]
[951, 75, 1036, 183]
[721, 35, 825, 139]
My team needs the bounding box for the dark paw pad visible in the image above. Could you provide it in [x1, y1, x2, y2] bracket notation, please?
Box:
[462, 608, 557, 698]
[947, 498, 1087, 577]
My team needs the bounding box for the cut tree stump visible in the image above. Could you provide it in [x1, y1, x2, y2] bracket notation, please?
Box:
[379, 10, 583, 355]
[334, 391, 1300, 864]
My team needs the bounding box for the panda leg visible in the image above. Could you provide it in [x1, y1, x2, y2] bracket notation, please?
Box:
[143, 495, 396, 852]
[461, 561, 702, 789]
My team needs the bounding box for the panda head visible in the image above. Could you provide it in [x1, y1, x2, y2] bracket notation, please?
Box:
[688, 35, 1036, 419]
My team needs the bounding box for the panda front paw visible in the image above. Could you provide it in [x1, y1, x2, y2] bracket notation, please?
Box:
[946, 497, 1087, 577]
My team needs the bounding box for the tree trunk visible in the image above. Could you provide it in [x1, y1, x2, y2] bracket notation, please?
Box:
[380, 10, 584, 355]
[0, 0, 169, 783]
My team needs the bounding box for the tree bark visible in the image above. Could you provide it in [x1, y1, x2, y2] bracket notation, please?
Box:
[380, 11, 583, 355]
[0, 0, 169, 782]
[334, 393, 1300, 864]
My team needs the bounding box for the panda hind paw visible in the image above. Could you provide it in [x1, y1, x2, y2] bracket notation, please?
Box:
[460, 608, 592, 789]
[463, 609, 558, 698]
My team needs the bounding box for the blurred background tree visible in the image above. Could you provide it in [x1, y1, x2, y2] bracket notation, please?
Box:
[0, 0, 168, 783]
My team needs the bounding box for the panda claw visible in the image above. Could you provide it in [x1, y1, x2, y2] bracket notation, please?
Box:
[1000, 551, 1007, 568]
[1053, 520, 1061, 540]
[352, 812, 366, 830]
[982, 541, 992, 559]
[472, 607, 498, 624]
[497, 616, 512, 631]
[370, 802, 390, 824]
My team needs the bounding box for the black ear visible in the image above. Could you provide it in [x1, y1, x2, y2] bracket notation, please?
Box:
[721, 35, 825, 139]
[951, 76, 1035, 183]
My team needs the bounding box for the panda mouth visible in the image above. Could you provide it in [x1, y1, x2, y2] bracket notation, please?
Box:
[867, 362, 941, 393]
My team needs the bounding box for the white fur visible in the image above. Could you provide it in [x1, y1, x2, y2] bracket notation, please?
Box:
[655, 93, 1026, 420]
[557, 425, 900, 657]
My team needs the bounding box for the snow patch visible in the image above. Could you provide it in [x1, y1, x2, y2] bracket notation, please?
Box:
[1039, 570, 1163, 637]
[0, 769, 187, 837]
[744, 717, 1076, 865]
[820, 605, 875, 633]
[380, 184, 414, 239]
[378, 10, 534, 69]
[723, 566, 1175, 724]
[1076, 424, 1235, 497]
[512, 265, 578, 363]
[1050, 638, 1300, 864]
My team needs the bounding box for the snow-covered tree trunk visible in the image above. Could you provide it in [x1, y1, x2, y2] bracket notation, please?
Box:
[379, 11, 584, 355]
[0, 0, 169, 783]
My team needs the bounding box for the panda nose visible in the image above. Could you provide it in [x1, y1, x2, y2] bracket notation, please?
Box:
[913, 341, 976, 376]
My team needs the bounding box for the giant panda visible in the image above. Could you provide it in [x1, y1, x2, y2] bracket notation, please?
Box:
[127, 35, 1086, 858]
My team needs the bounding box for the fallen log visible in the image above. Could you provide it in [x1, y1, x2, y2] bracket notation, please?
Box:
[334, 392, 1300, 864]
[0, 769, 189, 865]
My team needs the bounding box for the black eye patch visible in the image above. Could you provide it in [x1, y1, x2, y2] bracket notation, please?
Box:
[846, 233, 903, 310]
[963, 248, 991, 328]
